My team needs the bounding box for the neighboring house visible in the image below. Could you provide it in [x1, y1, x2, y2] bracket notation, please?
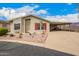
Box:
[9, 15, 71, 34]
[0, 21, 10, 31]
[70, 22, 79, 32]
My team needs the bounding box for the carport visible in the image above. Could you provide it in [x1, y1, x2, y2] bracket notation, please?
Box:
[50, 22, 72, 31]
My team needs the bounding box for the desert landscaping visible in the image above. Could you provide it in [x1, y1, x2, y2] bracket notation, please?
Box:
[0, 31, 79, 56]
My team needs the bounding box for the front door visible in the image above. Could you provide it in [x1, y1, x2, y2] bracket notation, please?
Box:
[25, 19, 30, 33]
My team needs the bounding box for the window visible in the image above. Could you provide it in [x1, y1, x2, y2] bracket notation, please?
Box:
[35, 23, 46, 30]
[41, 23, 46, 32]
[41, 23, 46, 30]
[14, 23, 20, 30]
[41, 23, 44, 30]
[35, 23, 40, 30]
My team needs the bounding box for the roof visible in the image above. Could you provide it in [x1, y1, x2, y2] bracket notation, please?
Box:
[50, 22, 72, 25]
[8, 15, 51, 22]
[8, 15, 72, 25]
[0, 20, 9, 24]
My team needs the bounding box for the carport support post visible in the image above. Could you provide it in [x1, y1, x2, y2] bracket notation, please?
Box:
[69, 24, 71, 31]
[59, 25, 61, 30]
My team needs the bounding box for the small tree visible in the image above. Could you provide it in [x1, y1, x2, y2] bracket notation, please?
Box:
[0, 28, 8, 36]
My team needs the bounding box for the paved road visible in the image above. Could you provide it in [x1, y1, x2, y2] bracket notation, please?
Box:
[0, 41, 74, 56]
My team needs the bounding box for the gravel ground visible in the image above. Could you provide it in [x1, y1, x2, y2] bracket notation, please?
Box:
[0, 41, 74, 56]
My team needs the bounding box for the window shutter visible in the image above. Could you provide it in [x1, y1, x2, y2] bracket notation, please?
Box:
[44, 23, 46, 32]
[34, 23, 36, 31]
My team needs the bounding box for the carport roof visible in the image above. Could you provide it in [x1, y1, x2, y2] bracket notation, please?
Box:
[50, 22, 72, 25]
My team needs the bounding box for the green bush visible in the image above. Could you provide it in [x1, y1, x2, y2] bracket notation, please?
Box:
[0, 28, 8, 36]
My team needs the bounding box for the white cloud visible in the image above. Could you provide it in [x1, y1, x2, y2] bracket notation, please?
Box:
[46, 16, 67, 22]
[0, 4, 78, 23]
[0, 4, 49, 20]
[16, 5, 39, 13]
[46, 13, 79, 23]
[9, 5, 39, 19]
[36, 9, 47, 15]
[0, 4, 40, 20]
[0, 7, 16, 19]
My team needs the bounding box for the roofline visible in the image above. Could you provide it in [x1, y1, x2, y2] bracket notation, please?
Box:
[8, 15, 72, 24]
[8, 15, 51, 22]
[50, 22, 72, 25]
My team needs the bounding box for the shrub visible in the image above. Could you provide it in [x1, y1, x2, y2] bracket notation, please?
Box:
[9, 34, 14, 37]
[0, 28, 8, 36]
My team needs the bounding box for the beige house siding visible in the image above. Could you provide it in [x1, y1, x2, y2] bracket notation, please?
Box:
[21, 18, 24, 33]
[10, 18, 21, 33]
[30, 16, 50, 33]
[10, 22, 14, 33]
[10, 15, 50, 34]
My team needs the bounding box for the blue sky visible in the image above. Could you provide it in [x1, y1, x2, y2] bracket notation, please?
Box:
[0, 3, 77, 15]
[0, 3, 78, 22]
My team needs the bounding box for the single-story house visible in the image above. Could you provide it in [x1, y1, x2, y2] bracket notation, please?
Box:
[8, 15, 71, 34]
[0, 20, 10, 31]
[9, 15, 50, 33]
